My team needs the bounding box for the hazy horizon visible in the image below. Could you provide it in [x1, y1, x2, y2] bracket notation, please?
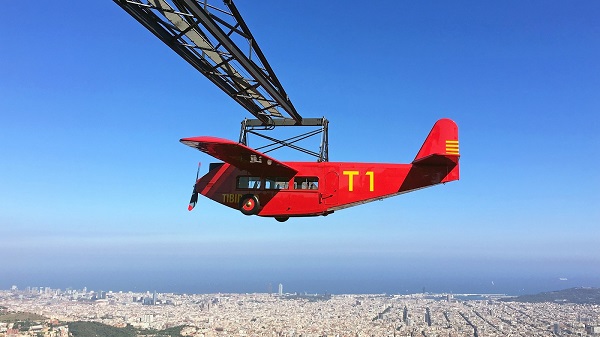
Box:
[5, 251, 598, 296]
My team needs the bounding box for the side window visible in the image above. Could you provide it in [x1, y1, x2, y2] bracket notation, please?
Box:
[293, 177, 319, 190]
[237, 176, 261, 189]
[265, 177, 290, 190]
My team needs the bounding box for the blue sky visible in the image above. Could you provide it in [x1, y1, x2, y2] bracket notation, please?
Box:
[1, 1, 599, 294]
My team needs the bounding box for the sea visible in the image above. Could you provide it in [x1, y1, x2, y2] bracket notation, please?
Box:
[4, 270, 598, 296]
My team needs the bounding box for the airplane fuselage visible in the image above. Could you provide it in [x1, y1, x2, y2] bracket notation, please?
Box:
[195, 159, 458, 219]
[183, 118, 460, 221]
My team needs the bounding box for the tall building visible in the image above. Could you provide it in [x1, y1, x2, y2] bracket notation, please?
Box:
[425, 307, 432, 327]
[278, 283, 283, 296]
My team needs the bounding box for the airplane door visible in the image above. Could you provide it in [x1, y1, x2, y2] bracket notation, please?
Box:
[322, 171, 339, 205]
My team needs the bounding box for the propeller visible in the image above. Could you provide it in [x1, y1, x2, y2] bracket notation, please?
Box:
[188, 162, 201, 211]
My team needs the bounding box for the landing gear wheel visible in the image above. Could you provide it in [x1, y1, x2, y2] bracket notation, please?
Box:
[275, 217, 289, 223]
[239, 195, 260, 215]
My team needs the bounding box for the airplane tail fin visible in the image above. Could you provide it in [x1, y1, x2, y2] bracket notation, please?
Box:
[412, 118, 460, 181]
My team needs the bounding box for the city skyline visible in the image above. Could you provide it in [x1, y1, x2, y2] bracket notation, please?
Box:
[8, 285, 597, 299]
[1, 1, 599, 295]
[2, 288, 599, 336]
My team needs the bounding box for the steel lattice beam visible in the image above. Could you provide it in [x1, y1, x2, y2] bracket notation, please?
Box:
[114, 0, 301, 124]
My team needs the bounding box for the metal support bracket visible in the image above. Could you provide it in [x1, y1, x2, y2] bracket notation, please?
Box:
[239, 117, 329, 162]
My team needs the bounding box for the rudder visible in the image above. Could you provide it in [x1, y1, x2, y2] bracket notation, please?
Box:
[412, 118, 460, 167]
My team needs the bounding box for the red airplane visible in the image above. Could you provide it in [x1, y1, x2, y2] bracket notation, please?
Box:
[181, 118, 459, 222]
[114, 1, 461, 221]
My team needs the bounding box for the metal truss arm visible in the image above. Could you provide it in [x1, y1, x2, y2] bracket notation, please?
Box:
[114, 0, 301, 124]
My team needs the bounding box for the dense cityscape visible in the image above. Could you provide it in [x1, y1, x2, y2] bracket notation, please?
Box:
[1, 286, 599, 336]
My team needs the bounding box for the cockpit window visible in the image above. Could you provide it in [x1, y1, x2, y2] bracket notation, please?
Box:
[265, 177, 290, 190]
[237, 176, 261, 189]
[293, 177, 319, 190]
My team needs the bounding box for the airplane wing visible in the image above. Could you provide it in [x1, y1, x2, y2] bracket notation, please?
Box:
[180, 136, 298, 177]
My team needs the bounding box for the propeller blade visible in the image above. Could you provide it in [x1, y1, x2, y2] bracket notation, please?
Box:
[188, 162, 201, 211]
[188, 191, 198, 211]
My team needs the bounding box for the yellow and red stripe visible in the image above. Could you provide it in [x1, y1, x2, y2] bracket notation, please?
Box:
[445, 140, 459, 155]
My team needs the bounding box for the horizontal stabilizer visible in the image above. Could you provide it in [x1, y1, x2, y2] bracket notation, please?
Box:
[412, 154, 459, 166]
[180, 136, 298, 177]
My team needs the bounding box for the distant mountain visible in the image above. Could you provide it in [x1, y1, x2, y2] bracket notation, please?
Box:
[504, 287, 600, 304]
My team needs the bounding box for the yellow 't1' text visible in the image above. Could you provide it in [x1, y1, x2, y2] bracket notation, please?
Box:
[343, 171, 374, 192]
